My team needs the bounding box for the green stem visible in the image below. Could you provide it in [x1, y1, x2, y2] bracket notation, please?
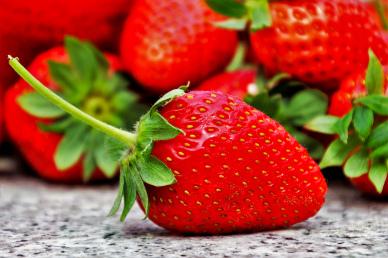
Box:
[374, 0, 388, 30]
[8, 56, 137, 146]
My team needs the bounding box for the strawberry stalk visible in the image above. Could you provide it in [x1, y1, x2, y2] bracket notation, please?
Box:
[9, 56, 184, 219]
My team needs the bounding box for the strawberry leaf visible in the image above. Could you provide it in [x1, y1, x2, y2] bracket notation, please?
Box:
[150, 87, 187, 113]
[131, 163, 149, 217]
[205, 0, 247, 18]
[304, 115, 339, 134]
[65, 36, 99, 85]
[344, 148, 370, 178]
[95, 135, 118, 178]
[215, 18, 248, 30]
[356, 96, 388, 115]
[48, 61, 78, 97]
[371, 144, 388, 159]
[353, 106, 374, 142]
[334, 110, 354, 144]
[109, 171, 125, 217]
[54, 123, 88, 171]
[105, 137, 129, 162]
[38, 117, 75, 133]
[286, 90, 328, 126]
[367, 121, 388, 148]
[320, 136, 360, 169]
[369, 159, 388, 193]
[246, 0, 272, 31]
[83, 151, 96, 182]
[120, 165, 137, 221]
[365, 50, 384, 95]
[139, 156, 176, 187]
[137, 112, 183, 149]
[18, 92, 65, 118]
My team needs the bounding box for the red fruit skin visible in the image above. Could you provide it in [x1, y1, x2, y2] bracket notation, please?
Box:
[364, 0, 388, 29]
[146, 91, 327, 234]
[250, 0, 388, 91]
[196, 70, 256, 99]
[4, 47, 121, 183]
[329, 68, 388, 196]
[0, 0, 132, 94]
[120, 0, 238, 93]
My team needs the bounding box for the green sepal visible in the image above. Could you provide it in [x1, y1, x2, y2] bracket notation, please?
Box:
[215, 18, 248, 30]
[353, 106, 374, 142]
[371, 144, 388, 159]
[344, 148, 370, 178]
[367, 121, 388, 149]
[18, 92, 65, 118]
[83, 151, 96, 182]
[365, 50, 384, 95]
[121, 165, 137, 221]
[205, 0, 247, 18]
[94, 134, 118, 178]
[48, 61, 78, 97]
[285, 89, 328, 126]
[320, 136, 360, 169]
[334, 110, 354, 144]
[304, 115, 339, 135]
[38, 117, 75, 133]
[138, 156, 176, 187]
[206, 0, 272, 31]
[356, 95, 388, 116]
[150, 86, 187, 114]
[54, 123, 88, 171]
[108, 171, 126, 217]
[246, 92, 281, 118]
[369, 159, 388, 193]
[111, 88, 186, 221]
[104, 137, 130, 162]
[226, 43, 247, 72]
[246, 0, 272, 31]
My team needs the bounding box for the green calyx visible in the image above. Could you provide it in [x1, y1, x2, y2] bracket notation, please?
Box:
[206, 0, 272, 31]
[16, 36, 148, 181]
[9, 55, 187, 220]
[306, 50, 388, 193]
[245, 70, 329, 159]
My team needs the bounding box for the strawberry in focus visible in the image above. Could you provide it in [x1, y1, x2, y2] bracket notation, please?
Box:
[306, 51, 388, 196]
[120, 0, 238, 93]
[9, 58, 327, 234]
[206, 0, 388, 91]
[5, 37, 147, 183]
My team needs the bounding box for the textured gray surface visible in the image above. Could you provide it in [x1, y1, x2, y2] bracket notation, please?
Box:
[1, 172, 388, 258]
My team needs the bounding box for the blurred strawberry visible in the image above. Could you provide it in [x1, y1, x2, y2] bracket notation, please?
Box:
[206, 0, 388, 91]
[120, 0, 238, 93]
[306, 51, 388, 196]
[0, 0, 132, 95]
[5, 37, 147, 183]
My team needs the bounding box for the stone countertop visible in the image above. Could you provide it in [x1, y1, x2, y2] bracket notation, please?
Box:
[1, 171, 388, 258]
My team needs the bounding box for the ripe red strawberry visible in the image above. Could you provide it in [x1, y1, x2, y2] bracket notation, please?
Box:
[0, 0, 132, 94]
[120, 0, 238, 93]
[5, 37, 147, 183]
[9, 57, 327, 234]
[206, 0, 388, 91]
[306, 51, 388, 196]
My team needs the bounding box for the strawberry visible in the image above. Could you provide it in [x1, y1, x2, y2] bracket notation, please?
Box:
[0, 0, 132, 94]
[206, 0, 388, 91]
[9, 57, 327, 234]
[306, 51, 388, 196]
[365, 0, 388, 29]
[197, 69, 329, 160]
[120, 0, 238, 93]
[5, 37, 147, 183]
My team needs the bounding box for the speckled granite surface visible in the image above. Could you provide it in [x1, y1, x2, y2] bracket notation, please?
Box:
[1, 171, 388, 258]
